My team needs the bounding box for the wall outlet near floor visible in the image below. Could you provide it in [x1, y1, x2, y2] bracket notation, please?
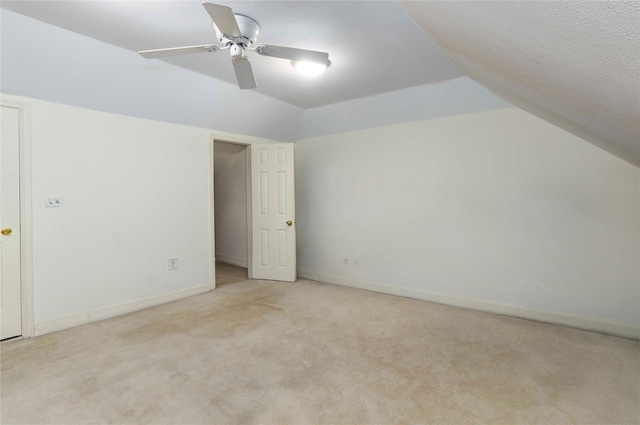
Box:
[167, 258, 180, 270]
[343, 258, 359, 266]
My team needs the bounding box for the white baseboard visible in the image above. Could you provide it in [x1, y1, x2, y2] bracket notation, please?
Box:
[298, 269, 640, 340]
[216, 254, 248, 269]
[34, 283, 212, 337]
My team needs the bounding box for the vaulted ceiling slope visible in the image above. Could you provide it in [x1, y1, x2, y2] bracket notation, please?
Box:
[400, 1, 640, 166]
[3, 1, 637, 165]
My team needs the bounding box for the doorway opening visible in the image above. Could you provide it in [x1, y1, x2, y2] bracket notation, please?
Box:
[213, 140, 251, 287]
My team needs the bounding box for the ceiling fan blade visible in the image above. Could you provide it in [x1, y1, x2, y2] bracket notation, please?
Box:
[232, 57, 257, 89]
[255, 45, 329, 65]
[138, 45, 219, 59]
[202, 2, 241, 38]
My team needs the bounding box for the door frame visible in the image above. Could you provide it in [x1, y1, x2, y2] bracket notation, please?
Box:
[210, 137, 253, 287]
[1, 95, 35, 338]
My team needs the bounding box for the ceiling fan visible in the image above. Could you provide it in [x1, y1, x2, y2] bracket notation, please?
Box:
[138, 2, 331, 90]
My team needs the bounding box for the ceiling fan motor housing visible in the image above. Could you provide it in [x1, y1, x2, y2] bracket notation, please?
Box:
[215, 14, 260, 48]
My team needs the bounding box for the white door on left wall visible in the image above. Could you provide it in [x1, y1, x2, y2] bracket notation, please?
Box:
[1, 106, 22, 340]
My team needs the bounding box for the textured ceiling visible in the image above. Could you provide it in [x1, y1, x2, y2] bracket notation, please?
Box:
[1, 0, 462, 109]
[400, 1, 640, 166]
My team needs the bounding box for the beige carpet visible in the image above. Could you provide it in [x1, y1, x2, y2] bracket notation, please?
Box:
[215, 261, 249, 287]
[1, 272, 639, 424]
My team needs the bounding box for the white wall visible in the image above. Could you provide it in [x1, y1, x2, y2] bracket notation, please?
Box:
[214, 142, 248, 267]
[7, 95, 278, 334]
[27, 98, 209, 327]
[295, 107, 640, 338]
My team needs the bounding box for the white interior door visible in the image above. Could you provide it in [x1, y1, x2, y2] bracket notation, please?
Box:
[1, 106, 22, 340]
[250, 144, 296, 282]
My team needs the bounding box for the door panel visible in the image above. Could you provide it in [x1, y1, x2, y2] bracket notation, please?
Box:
[250, 144, 296, 281]
[1, 106, 22, 340]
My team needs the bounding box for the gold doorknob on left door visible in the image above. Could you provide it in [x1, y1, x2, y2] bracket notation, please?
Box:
[286, 221, 293, 227]
[1, 228, 12, 236]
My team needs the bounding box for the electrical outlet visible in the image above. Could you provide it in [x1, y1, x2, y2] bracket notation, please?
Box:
[343, 258, 359, 266]
[167, 258, 179, 270]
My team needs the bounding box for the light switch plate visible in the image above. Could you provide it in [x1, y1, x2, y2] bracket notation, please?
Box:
[45, 197, 64, 208]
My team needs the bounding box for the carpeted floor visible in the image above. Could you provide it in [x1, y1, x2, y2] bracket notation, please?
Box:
[215, 261, 249, 287]
[1, 266, 639, 424]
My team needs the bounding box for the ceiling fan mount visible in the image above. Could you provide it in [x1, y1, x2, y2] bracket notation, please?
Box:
[215, 14, 260, 48]
[138, 2, 330, 90]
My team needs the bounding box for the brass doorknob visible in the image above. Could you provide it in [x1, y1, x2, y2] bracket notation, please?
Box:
[1, 228, 12, 236]
[286, 220, 293, 227]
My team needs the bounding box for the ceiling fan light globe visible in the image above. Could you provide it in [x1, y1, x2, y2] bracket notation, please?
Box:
[292, 61, 329, 77]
